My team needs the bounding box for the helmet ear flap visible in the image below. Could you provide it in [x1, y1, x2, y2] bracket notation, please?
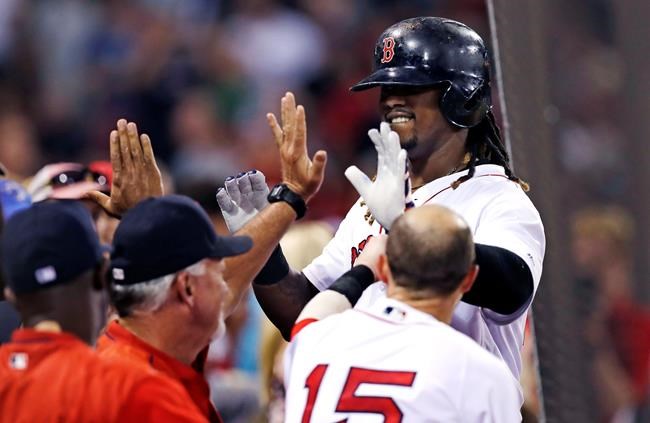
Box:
[439, 80, 491, 128]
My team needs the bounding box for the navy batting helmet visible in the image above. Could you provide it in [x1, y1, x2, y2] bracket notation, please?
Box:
[351, 17, 492, 128]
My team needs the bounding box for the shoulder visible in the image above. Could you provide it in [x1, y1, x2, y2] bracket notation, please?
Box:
[118, 372, 206, 422]
[293, 310, 352, 340]
[96, 333, 150, 367]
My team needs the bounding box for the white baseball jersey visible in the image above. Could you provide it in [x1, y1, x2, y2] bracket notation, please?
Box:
[303, 164, 546, 380]
[284, 297, 522, 422]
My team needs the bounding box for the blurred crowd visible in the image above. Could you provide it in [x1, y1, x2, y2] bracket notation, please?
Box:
[0, 0, 488, 220]
[0, 0, 646, 422]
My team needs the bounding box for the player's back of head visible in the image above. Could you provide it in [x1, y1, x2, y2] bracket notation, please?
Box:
[387, 204, 475, 296]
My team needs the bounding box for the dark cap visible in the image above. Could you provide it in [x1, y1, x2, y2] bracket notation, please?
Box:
[110, 195, 252, 285]
[1, 201, 105, 294]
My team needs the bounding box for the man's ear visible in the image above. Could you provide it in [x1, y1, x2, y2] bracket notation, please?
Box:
[4, 287, 15, 304]
[175, 272, 194, 307]
[378, 254, 391, 284]
[459, 264, 479, 294]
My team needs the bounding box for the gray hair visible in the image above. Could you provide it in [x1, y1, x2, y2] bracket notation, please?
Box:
[110, 261, 206, 317]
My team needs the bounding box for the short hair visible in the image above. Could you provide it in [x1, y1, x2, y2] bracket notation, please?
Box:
[109, 261, 205, 317]
[386, 208, 475, 296]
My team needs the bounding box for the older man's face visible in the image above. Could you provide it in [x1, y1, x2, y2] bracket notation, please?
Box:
[192, 258, 230, 343]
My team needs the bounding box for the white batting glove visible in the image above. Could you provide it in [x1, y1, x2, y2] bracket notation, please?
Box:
[345, 122, 411, 231]
[216, 170, 270, 233]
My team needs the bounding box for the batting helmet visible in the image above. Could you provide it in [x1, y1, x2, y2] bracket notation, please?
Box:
[350, 17, 492, 128]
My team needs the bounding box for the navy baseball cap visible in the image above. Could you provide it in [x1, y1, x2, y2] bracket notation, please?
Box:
[1, 201, 105, 294]
[110, 195, 252, 285]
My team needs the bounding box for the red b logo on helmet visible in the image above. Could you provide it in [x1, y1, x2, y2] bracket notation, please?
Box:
[380, 37, 395, 64]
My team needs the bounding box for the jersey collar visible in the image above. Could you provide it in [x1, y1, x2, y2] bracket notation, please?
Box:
[412, 164, 507, 205]
[364, 296, 445, 327]
[10, 328, 82, 345]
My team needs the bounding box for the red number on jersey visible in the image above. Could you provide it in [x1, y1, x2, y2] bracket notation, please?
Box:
[301, 365, 416, 423]
[381, 37, 396, 64]
[302, 364, 329, 423]
[336, 367, 416, 422]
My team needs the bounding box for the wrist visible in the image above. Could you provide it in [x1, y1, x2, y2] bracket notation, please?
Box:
[328, 265, 376, 306]
[267, 183, 307, 219]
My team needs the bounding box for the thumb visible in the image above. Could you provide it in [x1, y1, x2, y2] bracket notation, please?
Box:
[311, 150, 327, 183]
[216, 188, 236, 213]
[345, 165, 372, 199]
[84, 191, 112, 212]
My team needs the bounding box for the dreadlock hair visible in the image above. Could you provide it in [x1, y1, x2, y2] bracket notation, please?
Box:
[450, 110, 529, 192]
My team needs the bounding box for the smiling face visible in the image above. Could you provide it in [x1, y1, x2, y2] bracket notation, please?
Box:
[379, 85, 457, 161]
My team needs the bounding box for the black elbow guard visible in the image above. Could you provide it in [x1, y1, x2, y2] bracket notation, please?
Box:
[462, 244, 534, 315]
[254, 245, 290, 285]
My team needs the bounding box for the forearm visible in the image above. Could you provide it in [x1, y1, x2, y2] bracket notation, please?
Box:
[461, 244, 534, 315]
[223, 202, 297, 316]
[296, 265, 375, 322]
[254, 270, 319, 340]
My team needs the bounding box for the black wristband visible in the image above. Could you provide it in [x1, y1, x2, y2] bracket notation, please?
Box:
[254, 245, 290, 285]
[328, 265, 375, 306]
[267, 184, 307, 219]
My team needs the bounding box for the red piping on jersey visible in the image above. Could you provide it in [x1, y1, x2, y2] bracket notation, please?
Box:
[291, 318, 319, 340]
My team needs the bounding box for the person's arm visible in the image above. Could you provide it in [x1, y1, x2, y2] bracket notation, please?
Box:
[462, 244, 534, 315]
[290, 235, 384, 339]
[221, 92, 327, 316]
[254, 270, 320, 340]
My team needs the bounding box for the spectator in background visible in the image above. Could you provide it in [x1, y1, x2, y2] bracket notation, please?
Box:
[224, 0, 326, 143]
[27, 162, 106, 203]
[572, 206, 650, 421]
[27, 161, 118, 243]
[170, 90, 245, 192]
[0, 112, 41, 180]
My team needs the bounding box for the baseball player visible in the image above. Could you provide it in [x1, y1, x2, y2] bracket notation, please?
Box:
[0, 201, 207, 422]
[219, 17, 545, 388]
[284, 205, 521, 422]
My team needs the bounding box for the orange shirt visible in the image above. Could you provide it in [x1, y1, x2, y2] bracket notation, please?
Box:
[97, 320, 222, 423]
[0, 329, 207, 423]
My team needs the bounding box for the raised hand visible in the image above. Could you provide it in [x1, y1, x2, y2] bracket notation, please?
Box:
[216, 170, 270, 233]
[267, 92, 327, 203]
[354, 234, 388, 280]
[344, 122, 410, 230]
[85, 119, 163, 217]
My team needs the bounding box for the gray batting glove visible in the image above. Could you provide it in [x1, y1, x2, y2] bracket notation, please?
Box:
[345, 122, 409, 230]
[216, 170, 270, 233]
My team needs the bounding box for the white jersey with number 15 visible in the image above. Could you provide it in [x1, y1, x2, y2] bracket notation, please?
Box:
[284, 296, 522, 423]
